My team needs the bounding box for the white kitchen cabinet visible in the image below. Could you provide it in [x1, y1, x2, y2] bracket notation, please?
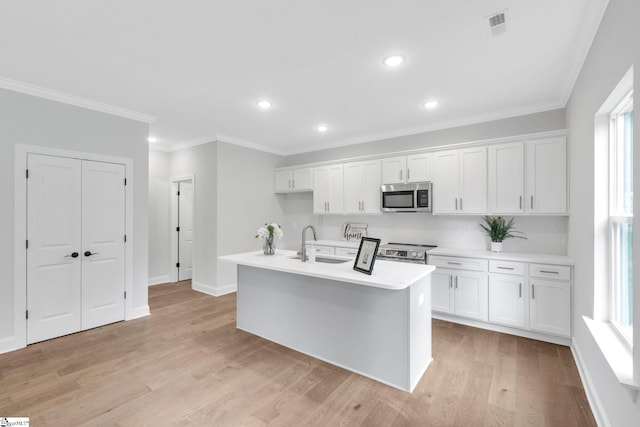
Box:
[432, 147, 487, 214]
[313, 164, 344, 214]
[335, 247, 359, 258]
[274, 167, 313, 193]
[529, 263, 571, 337]
[488, 143, 525, 213]
[526, 137, 567, 214]
[428, 255, 488, 321]
[381, 154, 432, 184]
[343, 160, 381, 214]
[304, 244, 335, 255]
[489, 273, 526, 329]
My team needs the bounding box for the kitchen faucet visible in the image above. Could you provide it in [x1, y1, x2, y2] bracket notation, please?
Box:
[300, 225, 318, 262]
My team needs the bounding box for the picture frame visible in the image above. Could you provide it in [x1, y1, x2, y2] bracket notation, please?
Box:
[353, 237, 381, 275]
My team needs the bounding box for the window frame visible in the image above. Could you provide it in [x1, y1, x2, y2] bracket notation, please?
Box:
[609, 90, 634, 346]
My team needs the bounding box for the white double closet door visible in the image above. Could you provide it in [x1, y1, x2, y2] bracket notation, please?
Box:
[27, 154, 126, 344]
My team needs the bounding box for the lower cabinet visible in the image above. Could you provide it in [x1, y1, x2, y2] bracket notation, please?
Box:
[430, 255, 573, 342]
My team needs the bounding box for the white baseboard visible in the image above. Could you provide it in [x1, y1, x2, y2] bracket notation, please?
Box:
[148, 275, 171, 286]
[192, 281, 237, 297]
[0, 335, 24, 355]
[126, 304, 150, 320]
[571, 339, 610, 427]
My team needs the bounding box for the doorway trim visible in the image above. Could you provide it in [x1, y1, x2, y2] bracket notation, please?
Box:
[12, 144, 135, 353]
[170, 175, 195, 284]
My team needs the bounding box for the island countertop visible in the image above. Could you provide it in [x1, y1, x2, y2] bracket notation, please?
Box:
[219, 249, 435, 290]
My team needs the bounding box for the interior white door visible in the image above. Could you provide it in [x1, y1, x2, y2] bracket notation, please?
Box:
[178, 181, 193, 281]
[27, 154, 82, 344]
[81, 161, 126, 329]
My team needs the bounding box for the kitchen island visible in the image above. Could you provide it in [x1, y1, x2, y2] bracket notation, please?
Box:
[219, 249, 435, 392]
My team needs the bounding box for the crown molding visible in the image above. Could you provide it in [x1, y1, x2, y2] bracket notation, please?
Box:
[280, 101, 566, 155]
[214, 133, 285, 156]
[0, 76, 157, 123]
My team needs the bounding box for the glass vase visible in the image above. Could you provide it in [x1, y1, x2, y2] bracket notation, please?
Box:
[263, 237, 275, 255]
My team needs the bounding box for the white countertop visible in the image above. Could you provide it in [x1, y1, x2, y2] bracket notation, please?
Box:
[428, 247, 573, 265]
[220, 249, 435, 290]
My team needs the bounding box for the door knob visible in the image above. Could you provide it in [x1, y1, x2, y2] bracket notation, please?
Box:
[84, 251, 99, 257]
[65, 252, 79, 258]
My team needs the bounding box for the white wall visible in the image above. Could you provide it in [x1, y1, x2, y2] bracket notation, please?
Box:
[0, 88, 149, 352]
[566, 0, 640, 425]
[148, 150, 171, 284]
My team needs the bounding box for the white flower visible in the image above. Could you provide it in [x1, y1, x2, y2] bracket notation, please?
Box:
[255, 223, 283, 240]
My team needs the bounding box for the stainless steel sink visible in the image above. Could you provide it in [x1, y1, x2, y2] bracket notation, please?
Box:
[289, 255, 350, 264]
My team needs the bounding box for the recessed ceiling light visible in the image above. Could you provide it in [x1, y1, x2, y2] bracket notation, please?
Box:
[256, 100, 272, 109]
[423, 100, 440, 109]
[147, 136, 157, 143]
[383, 55, 405, 67]
[317, 124, 328, 133]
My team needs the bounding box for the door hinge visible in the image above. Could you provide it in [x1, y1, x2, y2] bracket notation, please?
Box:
[124, 291, 127, 299]
[124, 234, 127, 242]
[26, 169, 29, 179]
[124, 178, 127, 186]
[176, 262, 180, 268]
[176, 227, 180, 232]
[26, 310, 29, 319]
[26, 239, 29, 249]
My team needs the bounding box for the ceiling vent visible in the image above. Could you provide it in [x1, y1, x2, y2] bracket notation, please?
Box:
[488, 11, 507, 35]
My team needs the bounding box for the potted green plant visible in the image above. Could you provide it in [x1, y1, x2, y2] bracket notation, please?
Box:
[479, 216, 526, 252]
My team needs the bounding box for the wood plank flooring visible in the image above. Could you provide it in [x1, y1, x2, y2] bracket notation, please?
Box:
[0, 281, 596, 426]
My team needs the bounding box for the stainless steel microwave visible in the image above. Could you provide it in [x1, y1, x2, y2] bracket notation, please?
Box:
[381, 182, 433, 212]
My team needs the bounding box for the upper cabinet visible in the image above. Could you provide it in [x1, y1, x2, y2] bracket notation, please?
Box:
[381, 153, 432, 184]
[489, 137, 567, 215]
[313, 164, 344, 214]
[432, 147, 487, 214]
[343, 160, 381, 214]
[274, 167, 313, 193]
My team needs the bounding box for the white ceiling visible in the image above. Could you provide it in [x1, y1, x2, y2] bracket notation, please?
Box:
[0, 1, 608, 155]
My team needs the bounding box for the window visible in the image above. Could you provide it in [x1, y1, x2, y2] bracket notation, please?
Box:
[610, 90, 634, 345]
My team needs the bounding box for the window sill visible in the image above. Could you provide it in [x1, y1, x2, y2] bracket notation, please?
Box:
[583, 316, 639, 402]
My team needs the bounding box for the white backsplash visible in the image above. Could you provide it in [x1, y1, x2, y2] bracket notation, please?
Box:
[278, 193, 568, 255]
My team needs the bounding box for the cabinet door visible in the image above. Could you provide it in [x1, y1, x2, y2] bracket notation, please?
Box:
[407, 153, 431, 182]
[489, 274, 526, 328]
[432, 150, 459, 214]
[526, 137, 567, 214]
[313, 167, 329, 214]
[489, 143, 524, 213]
[454, 270, 488, 321]
[274, 169, 293, 192]
[432, 270, 454, 314]
[343, 161, 363, 214]
[382, 156, 406, 184]
[530, 279, 571, 337]
[327, 164, 344, 213]
[361, 160, 381, 213]
[459, 147, 487, 214]
[292, 168, 313, 191]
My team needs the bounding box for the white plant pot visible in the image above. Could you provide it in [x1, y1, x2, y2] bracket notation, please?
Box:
[491, 241, 503, 252]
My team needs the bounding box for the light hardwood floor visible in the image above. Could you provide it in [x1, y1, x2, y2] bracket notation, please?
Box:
[0, 281, 596, 426]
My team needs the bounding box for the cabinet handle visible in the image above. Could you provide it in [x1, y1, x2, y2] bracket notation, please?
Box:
[455, 198, 458, 210]
[455, 276, 458, 289]
[531, 284, 535, 299]
[407, 168, 410, 181]
[539, 270, 560, 274]
[292, 179, 295, 188]
[400, 169, 403, 181]
[449, 275, 453, 288]
[519, 196, 522, 209]
[519, 283, 522, 298]
[328, 202, 330, 211]
[361, 201, 364, 211]
[497, 266, 515, 270]
[289, 179, 292, 189]
[531, 195, 534, 209]
[447, 261, 462, 265]
[460, 198, 463, 210]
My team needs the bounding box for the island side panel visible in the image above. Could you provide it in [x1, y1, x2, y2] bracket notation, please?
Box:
[409, 275, 433, 391]
[236, 265, 414, 390]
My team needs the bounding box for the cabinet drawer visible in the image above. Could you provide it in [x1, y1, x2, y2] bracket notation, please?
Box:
[489, 260, 525, 275]
[529, 263, 571, 281]
[306, 245, 335, 255]
[428, 255, 488, 272]
[335, 247, 359, 258]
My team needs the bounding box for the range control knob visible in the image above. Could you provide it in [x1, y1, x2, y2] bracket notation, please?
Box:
[411, 252, 417, 258]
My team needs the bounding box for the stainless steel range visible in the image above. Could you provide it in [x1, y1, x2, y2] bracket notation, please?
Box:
[377, 242, 437, 264]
